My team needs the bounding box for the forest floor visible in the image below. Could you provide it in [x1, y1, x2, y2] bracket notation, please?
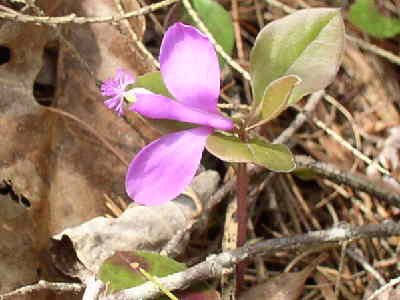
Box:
[1, 0, 400, 299]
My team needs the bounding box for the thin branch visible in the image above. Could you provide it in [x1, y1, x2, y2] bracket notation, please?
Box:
[0, 280, 84, 300]
[113, 0, 160, 69]
[295, 155, 400, 208]
[366, 276, 400, 300]
[347, 35, 400, 67]
[346, 247, 386, 286]
[311, 115, 393, 177]
[101, 221, 400, 300]
[0, 0, 179, 24]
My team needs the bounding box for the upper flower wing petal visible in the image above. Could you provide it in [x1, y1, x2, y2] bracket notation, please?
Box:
[160, 23, 220, 112]
[125, 127, 213, 206]
[131, 93, 233, 131]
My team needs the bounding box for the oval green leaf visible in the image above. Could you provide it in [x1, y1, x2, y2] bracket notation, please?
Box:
[250, 8, 344, 105]
[206, 133, 295, 172]
[349, 0, 400, 39]
[129, 71, 173, 99]
[98, 251, 186, 293]
[249, 75, 301, 129]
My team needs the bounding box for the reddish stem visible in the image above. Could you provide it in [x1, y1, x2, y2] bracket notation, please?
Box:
[236, 163, 249, 248]
[235, 126, 249, 292]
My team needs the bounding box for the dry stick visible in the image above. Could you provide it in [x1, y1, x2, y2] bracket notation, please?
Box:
[0, 280, 84, 300]
[0, 0, 179, 24]
[366, 276, 400, 300]
[346, 247, 386, 286]
[295, 155, 400, 208]
[334, 240, 348, 298]
[101, 221, 400, 300]
[347, 35, 400, 67]
[113, 0, 160, 69]
[231, 0, 245, 62]
[231, 0, 252, 103]
[137, 0, 165, 34]
[311, 116, 393, 178]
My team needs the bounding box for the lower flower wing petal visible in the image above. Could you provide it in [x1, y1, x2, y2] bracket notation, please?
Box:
[125, 127, 214, 205]
[131, 93, 233, 131]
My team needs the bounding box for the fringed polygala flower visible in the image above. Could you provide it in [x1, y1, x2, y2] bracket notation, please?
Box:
[101, 69, 142, 116]
[103, 23, 233, 205]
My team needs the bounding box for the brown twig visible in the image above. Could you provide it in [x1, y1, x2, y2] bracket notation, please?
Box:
[0, 0, 179, 24]
[113, 0, 160, 69]
[0, 280, 84, 300]
[295, 155, 400, 208]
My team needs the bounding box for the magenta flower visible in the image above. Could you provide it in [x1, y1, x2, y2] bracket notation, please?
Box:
[101, 69, 136, 116]
[103, 23, 234, 206]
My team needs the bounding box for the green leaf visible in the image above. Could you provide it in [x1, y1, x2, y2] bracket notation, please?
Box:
[186, 0, 235, 65]
[98, 251, 186, 293]
[206, 133, 295, 172]
[349, 0, 400, 38]
[129, 72, 173, 99]
[250, 8, 344, 106]
[249, 75, 301, 129]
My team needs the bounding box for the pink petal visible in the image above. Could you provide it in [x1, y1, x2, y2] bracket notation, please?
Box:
[160, 23, 220, 113]
[115, 68, 135, 88]
[125, 127, 213, 206]
[131, 93, 233, 131]
[104, 96, 124, 116]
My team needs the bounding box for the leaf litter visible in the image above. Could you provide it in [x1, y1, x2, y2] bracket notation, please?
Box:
[2, 0, 400, 299]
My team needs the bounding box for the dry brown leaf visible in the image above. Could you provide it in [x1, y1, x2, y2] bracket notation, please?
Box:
[0, 0, 153, 293]
[238, 255, 328, 300]
[344, 45, 400, 129]
[238, 265, 314, 300]
[238, 271, 309, 300]
[0, 192, 39, 293]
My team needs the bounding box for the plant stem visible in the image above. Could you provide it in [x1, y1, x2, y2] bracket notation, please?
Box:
[236, 163, 249, 248]
[236, 161, 249, 292]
